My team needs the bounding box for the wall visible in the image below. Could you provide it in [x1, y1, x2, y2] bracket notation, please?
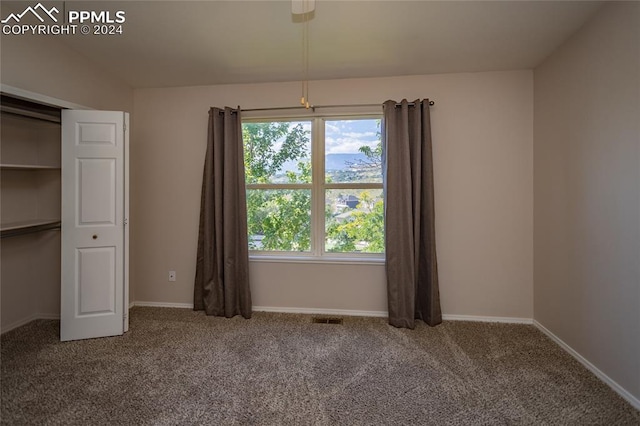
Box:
[1, 34, 134, 331]
[133, 70, 534, 319]
[534, 2, 640, 402]
[0, 35, 132, 112]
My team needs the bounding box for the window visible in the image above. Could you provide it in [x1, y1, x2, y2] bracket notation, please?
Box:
[243, 116, 383, 259]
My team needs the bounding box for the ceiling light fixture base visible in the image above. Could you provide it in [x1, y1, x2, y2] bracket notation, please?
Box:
[292, 0, 315, 15]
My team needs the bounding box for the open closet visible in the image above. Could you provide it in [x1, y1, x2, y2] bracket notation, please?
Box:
[1, 93, 130, 340]
[1, 95, 62, 332]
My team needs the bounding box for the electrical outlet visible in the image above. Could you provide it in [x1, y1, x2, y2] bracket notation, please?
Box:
[168, 270, 176, 282]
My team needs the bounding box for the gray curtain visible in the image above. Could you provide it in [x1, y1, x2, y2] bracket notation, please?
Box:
[194, 107, 252, 318]
[382, 99, 442, 328]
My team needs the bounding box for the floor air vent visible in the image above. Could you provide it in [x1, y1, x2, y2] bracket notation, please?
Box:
[312, 317, 343, 325]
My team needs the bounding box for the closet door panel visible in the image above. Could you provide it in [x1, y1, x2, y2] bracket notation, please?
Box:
[61, 110, 126, 342]
[77, 247, 116, 315]
[77, 158, 116, 226]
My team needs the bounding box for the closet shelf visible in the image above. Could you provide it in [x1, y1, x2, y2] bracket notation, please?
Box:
[0, 164, 61, 170]
[1, 219, 61, 238]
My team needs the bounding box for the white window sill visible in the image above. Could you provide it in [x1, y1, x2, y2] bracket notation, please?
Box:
[249, 254, 385, 266]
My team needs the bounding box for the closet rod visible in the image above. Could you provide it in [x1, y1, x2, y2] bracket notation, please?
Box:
[0, 222, 62, 239]
[0, 106, 61, 123]
[221, 100, 435, 114]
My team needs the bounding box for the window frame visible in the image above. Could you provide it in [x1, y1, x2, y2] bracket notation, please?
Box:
[244, 113, 385, 264]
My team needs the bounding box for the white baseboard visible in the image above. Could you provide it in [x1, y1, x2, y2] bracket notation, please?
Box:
[534, 320, 640, 410]
[1, 312, 60, 334]
[130, 302, 534, 324]
[133, 301, 194, 309]
[1, 314, 39, 334]
[131, 302, 387, 317]
[443, 314, 533, 324]
[253, 305, 388, 318]
[253, 309, 533, 324]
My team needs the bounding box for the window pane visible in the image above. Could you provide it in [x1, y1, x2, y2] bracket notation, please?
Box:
[325, 119, 382, 184]
[325, 189, 384, 253]
[247, 189, 311, 252]
[243, 121, 311, 184]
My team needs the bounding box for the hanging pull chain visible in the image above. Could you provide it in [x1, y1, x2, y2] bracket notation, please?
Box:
[299, 0, 311, 108]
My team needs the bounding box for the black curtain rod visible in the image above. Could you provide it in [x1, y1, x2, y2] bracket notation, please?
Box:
[219, 100, 435, 114]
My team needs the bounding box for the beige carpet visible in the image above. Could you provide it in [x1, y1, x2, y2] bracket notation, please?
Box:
[2, 307, 639, 425]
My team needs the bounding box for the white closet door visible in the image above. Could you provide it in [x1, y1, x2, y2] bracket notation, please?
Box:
[61, 110, 128, 341]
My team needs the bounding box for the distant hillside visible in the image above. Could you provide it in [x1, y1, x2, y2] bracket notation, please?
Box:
[280, 153, 370, 173]
[325, 153, 369, 170]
